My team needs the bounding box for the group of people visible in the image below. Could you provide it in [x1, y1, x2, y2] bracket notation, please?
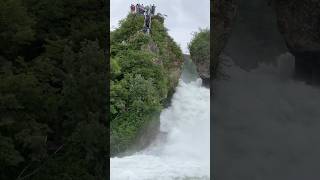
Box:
[130, 3, 156, 16]
[130, 3, 156, 34]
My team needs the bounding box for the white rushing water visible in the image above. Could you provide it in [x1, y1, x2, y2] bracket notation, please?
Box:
[111, 62, 210, 179]
[214, 53, 320, 179]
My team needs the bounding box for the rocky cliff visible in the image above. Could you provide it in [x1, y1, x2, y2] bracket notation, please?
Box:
[275, 0, 320, 53]
[274, 0, 320, 82]
[213, 0, 237, 78]
[189, 29, 210, 86]
[212, 0, 320, 82]
[110, 13, 183, 156]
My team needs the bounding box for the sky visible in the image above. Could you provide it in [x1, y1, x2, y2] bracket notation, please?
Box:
[110, 0, 210, 54]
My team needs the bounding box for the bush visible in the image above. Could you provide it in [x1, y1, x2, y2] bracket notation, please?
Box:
[188, 28, 210, 65]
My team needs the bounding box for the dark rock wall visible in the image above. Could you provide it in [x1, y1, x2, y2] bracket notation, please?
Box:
[213, 0, 320, 179]
[274, 0, 320, 83]
[212, 0, 237, 78]
[275, 0, 320, 53]
[224, 0, 288, 70]
[212, 0, 320, 81]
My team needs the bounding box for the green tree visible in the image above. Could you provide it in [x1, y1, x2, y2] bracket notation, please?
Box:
[0, 0, 107, 179]
[110, 13, 183, 156]
[188, 28, 210, 65]
[0, 0, 35, 59]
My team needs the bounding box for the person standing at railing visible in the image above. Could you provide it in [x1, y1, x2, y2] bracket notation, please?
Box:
[151, 4, 156, 15]
[140, 4, 145, 14]
[136, 4, 140, 13]
[145, 5, 150, 15]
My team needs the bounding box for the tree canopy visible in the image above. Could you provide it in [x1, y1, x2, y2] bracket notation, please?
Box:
[0, 0, 107, 179]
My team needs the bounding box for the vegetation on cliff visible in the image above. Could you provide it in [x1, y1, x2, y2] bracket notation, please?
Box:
[110, 13, 183, 156]
[188, 28, 210, 81]
[0, 0, 107, 179]
[189, 29, 210, 64]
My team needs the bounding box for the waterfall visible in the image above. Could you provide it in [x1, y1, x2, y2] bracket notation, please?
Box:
[213, 54, 320, 179]
[110, 59, 210, 180]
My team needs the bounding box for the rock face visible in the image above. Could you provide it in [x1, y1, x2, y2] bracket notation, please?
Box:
[212, 0, 237, 78]
[195, 59, 210, 86]
[213, 0, 320, 83]
[274, 0, 320, 83]
[188, 29, 210, 86]
[275, 0, 320, 53]
[193, 0, 236, 86]
[223, 0, 288, 70]
[213, 0, 320, 179]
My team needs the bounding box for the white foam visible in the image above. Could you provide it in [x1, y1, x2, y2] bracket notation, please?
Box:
[213, 53, 320, 178]
[111, 79, 210, 180]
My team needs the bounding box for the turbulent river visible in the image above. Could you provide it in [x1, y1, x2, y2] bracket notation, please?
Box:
[110, 58, 210, 180]
[214, 53, 320, 179]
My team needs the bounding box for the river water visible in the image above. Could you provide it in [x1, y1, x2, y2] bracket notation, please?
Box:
[214, 54, 320, 179]
[110, 58, 210, 180]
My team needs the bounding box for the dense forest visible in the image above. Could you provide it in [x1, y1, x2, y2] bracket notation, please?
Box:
[0, 0, 107, 179]
[110, 13, 183, 156]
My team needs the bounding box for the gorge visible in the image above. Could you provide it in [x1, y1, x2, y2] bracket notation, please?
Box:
[212, 0, 320, 179]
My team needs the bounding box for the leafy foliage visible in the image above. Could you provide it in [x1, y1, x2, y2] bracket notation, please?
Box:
[0, 0, 35, 59]
[0, 0, 107, 179]
[110, 13, 183, 155]
[188, 28, 210, 65]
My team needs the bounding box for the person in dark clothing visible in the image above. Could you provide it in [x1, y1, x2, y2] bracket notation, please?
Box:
[141, 4, 145, 14]
[151, 4, 156, 15]
[144, 13, 151, 34]
[136, 4, 140, 14]
[145, 14, 150, 28]
[145, 5, 150, 15]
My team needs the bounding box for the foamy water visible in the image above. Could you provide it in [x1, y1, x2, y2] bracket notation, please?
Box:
[111, 78, 210, 180]
[214, 53, 320, 179]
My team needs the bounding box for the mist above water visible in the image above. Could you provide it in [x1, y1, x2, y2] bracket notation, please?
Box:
[111, 59, 210, 180]
[214, 54, 320, 179]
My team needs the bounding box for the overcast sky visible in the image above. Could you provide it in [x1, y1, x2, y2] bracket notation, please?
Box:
[110, 0, 210, 54]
